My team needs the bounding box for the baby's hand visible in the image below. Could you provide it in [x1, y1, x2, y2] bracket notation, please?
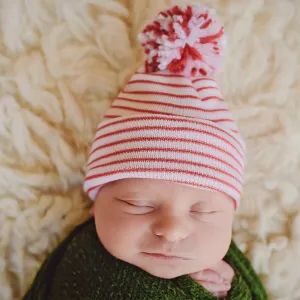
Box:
[189, 260, 235, 298]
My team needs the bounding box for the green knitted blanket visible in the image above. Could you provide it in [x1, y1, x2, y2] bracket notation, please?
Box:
[23, 218, 267, 300]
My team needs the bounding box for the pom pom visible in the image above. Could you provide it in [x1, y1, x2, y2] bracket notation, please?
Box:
[138, 4, 225, 77]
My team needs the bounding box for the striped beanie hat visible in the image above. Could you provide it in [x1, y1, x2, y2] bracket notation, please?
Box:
[83, 4, 246, 208]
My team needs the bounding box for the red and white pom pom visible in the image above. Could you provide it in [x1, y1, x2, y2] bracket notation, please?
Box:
[138, 4, 225, 77]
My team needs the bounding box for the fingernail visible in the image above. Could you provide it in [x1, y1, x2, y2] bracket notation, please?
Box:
[218, 291, 228, 298]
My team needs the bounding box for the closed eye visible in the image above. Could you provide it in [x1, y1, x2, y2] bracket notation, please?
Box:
[190, 210, 219, 222]
[115, 198, 154, 214]
[190, 210, 218, 215]
[115, 198, 153, 207]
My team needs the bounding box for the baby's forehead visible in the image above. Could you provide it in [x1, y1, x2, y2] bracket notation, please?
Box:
[110, 178, 226, 204]
[112, 178, 198, 194]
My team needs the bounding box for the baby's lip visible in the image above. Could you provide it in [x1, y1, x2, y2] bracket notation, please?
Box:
[142, 252, 191, 260]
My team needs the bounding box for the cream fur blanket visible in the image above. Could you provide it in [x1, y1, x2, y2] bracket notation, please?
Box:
[0, 0, 299, 299]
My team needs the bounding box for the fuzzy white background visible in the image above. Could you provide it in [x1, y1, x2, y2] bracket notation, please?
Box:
[0, 0, 299, 299]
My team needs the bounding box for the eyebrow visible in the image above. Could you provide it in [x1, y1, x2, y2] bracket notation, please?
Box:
[116, 195, 143, 200]
[192, 197, 215, 206]
[115, 190, 151, 199]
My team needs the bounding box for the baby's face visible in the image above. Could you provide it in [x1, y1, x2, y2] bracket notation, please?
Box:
[93, 178, 234, 279]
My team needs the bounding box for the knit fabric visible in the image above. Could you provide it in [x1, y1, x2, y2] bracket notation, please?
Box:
[83, 71, 246, 206]
[23, 218, 267, 300]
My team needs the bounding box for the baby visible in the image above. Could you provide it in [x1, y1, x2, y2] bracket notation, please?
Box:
[90, 178, 235, 298]
[83, 3, 245, 298]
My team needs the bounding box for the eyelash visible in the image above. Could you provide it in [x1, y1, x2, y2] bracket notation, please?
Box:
[126, 202, 152, 208]
[190, 211, 217, 215]
[116, 198, 153, 208]
[116, 198, 217, 216]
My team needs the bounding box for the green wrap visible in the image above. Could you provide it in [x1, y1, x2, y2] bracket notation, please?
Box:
[23, 218, 267, 300]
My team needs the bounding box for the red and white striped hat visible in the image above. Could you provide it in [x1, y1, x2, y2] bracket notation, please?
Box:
[83, 4, 246, 208]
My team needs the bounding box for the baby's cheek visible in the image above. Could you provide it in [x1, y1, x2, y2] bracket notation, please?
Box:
[194, 221, 232, 267]
[208, 223, 232, 259]
[95, 211, 145, 260]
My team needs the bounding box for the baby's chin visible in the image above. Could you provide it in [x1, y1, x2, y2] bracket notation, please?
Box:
[140, 265, 188, 279]
[135, 259, 204, 279]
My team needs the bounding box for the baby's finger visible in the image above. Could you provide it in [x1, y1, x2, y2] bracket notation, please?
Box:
[190, 270, 222, 283]
[198, 281, 231, 293]
[215, 291, 228, 298]
[210, 260, 235, 282]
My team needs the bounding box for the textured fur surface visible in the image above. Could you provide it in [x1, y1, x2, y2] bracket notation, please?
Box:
[0, 0, 299, 299]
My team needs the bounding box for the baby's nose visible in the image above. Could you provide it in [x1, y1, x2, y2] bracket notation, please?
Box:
[152, 216, 191, 242]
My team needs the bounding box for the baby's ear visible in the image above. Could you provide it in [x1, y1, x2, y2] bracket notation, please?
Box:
[89, 204, 95, 216]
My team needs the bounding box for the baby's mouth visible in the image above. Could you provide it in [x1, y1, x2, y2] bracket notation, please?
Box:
[142, 252, 191, 260]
